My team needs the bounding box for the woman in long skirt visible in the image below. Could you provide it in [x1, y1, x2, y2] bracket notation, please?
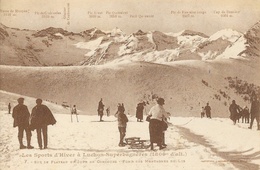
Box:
[148, 98, 169, 150]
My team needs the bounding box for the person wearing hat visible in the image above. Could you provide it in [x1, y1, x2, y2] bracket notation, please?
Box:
[147, 97, 169, 150]
[31, 99, 56, 149]
[12, 97, 34, 149]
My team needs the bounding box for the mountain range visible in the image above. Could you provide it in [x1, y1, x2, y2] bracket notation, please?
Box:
[1, 21, 259, 66]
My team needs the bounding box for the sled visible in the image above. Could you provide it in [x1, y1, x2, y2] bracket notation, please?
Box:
[125, 137, 140, 144]
[125, 137, 150, 149]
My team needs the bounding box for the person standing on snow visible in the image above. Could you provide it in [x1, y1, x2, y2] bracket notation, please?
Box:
[200, 107, 205, 118]
[148, 98, 169, 150]
[115, 104, 128, 147]
[229, 100, 240, 125]
[241, 106, 250, 123]
[248, 93, 260, 130]
[205, 103, 211, 118]
[97, 98, 105, 121]
[30, 99, 56, 149]
[12, 97, 34, 149]
[8, 103, 11, 114]
[106, 107, 110, 116]
[71, 105, 79, 122]
[136, 102, 145, 122]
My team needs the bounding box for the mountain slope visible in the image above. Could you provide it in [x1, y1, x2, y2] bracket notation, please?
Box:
[0, 59, 259, 117]
[0, 26, 87, 66]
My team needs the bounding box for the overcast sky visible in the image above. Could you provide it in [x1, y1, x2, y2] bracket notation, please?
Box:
[1, 0, 260, 35]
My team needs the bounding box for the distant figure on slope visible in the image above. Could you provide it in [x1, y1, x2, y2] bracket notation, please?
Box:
[12, 98, 34, 149]
[241, 106, 250, 123]
[115, 104, 128, 147]
[229, 100, 240, 125]
[248, 94, 260, 130]
[97, 98, 105, 121]
[205, 103, 211, 118]
[8, 103, 11, 114]
[71, 105, 79, 122]
[31, 99, 56, 149]
[106, 107, 110, 117]
[136, 102, 145, 122]
[201, 107, 205, 118]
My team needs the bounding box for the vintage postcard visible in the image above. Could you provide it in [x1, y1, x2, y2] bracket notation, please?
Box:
[0, 0, 260, 169]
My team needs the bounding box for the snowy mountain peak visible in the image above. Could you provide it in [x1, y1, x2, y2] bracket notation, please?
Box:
[166, 30, 208, 38]
[110, 27, 126, 37]
[180, 30, 209, 38]
[209, 29, 243, 43]
[82, 27, 107, 38]
[134, 30, 146, 36]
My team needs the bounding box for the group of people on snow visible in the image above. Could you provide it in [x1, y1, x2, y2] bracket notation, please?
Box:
[10, 90, 259, 151]
[200, 103, 212, 118]
[12, 98, 56, 150]
[101, 97, 170, 150]
[229, 93, 260, 130]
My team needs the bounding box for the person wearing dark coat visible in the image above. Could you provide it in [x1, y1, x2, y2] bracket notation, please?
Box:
[97, 98, 105, 121]
[241, 106, 250, 123]
[205, 103, 211, 118]
[136, 102, 145, 122]
[248, 95, 260, 130]
[229, 100, 240, 125]
[115, 104, 128, 147]
[12, 98, 34, 149]
[31, 99, 56, 149]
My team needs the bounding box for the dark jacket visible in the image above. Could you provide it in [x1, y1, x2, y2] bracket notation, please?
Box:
[116, 110, 128, 127]
[229, 103, 240, 121]
[12, 104, 30, 127]
[250, 100, 260, 116]
[205, 105, 211, 113]
[97, 101, 104, 115]
[136, 103, 144, 119]
[30, 104, 56, 130]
